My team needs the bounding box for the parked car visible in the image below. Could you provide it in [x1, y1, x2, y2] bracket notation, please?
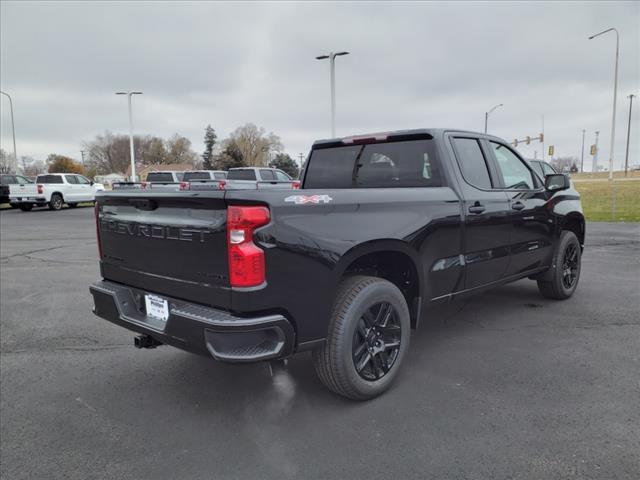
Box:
[527, 159, 557, 180]
[90, 128, 584, 400]
[225, 167, 299, 189]
[10, 173, 104, 211]
[1, 174, 33, 205]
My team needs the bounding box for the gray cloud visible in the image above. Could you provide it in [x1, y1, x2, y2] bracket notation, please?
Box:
[1, 1, 639, 170]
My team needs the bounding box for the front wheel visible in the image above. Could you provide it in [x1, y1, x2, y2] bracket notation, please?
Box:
[313, 276, 411, 400]
[48, 193, 63, 211]
[537, 230, 581, 299]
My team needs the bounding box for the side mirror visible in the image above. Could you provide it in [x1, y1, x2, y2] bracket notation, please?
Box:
[90, 181, 94, 186]
[545, 173, 570, 192]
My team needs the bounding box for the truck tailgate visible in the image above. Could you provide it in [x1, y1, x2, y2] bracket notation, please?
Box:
[97, 191, 230, 308]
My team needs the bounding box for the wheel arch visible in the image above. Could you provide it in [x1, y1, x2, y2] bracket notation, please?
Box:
[334, 240, 423, 328]
[562, 212, 585, 248]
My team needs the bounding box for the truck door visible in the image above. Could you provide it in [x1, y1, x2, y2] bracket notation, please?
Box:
[76, 175, 94, 201]
[449, 136, 511, 290]
[486, 141, 554, 276]
[64, 175, 79, 202]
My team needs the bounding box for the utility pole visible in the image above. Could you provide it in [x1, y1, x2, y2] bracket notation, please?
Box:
[624, 94, 635, 177]
[542, 115, 545, 161]
[80, 150, 86, 168]
[298, 153, 305, 168]
[115, 91, 143, 180]
[315, 52, 349, 138]
[0, 90, 18, 165]
[580, 129, 586, 172]
[593, 131, 600, 172]
[589, 28, 619, 180]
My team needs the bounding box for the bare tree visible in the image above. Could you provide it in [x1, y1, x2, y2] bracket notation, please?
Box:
[165, 134, 198, 166]
[229, 123, 283, 167]
[0, 148, 17, 174]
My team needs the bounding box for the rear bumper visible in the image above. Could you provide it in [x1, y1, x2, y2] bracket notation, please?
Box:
[10, 196, 47, 205]
[90, 280, 295, 362]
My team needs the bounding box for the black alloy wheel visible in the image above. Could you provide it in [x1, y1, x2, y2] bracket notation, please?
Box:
[561, 243, 579, 289]
[352, 302, 402, 381]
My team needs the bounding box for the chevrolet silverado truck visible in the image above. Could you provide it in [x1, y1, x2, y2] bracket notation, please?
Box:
[90, 129, 585, 400]
[11, 173, 104, 211]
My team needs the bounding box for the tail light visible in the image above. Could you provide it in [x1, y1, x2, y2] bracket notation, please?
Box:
[179, 181, 190, 191]
[292, 180, 301, 189]
[227, 205, 270, 287]
[37, 184, 44, 194]
[218, 180, 226, 190]
[95, 202, 103, 259]
[141, 182, 148, 190]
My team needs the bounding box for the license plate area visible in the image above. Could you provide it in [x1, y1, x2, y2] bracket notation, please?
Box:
[145, 294, 169, 325]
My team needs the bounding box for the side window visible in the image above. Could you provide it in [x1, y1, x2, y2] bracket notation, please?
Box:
[491, 142, 535, 190]
[275, 170, 291, 181]
[542, 162, 556, 176]
[260, 169, 276, 181]
[65, 175, 78, 184]
[452, 137, 492, 189]
[530, 162, 545, 179]
[76, 176, 91, 184]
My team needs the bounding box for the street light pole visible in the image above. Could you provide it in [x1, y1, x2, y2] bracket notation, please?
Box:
[484, 103, 503, 134]
[593, 131, 600, 173]
[580, 129, 586, 173]
[0, 90, 18, 165]
[589, 27, 619, 181]
[316, 52, 349, 138]
[115, 91, 143, 180]
[624, 94, 635, 177]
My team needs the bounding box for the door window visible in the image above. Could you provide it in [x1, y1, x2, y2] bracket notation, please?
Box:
[77, 176, 91, 184]
[491, 142, 535, 190]
[542, 162, 556, 176]
[260, 169, 276, 181]
[452, 138, 492, 189]
[65, 175, 79, 184]
[275, 170, 291, 181]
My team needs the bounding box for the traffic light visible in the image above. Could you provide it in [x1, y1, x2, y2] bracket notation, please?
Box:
[514, 139, 519, 146]
[539, 133, 544, 142]
[526, 136, 531, 145]
[590, 144, 597, 155]
[548, 145, 554, 156]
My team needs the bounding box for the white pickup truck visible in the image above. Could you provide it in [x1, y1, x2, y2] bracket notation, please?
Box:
[10, 173, 105, 211]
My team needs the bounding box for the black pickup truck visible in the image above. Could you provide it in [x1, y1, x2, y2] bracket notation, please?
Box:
[90, 129, 584, 400]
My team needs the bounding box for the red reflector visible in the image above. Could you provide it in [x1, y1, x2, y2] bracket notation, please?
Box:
[292, 181, 301, 189]
[37, 184, 44, 194]
[179, 181, 189, 190]
[218, 180, 226, 190]
[141, 182, 148, 190]
[95, 202, 103, 259]
[227, 206, 270, 287]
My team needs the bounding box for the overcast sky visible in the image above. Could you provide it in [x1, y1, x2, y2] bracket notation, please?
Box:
[1, 1, 639, 171]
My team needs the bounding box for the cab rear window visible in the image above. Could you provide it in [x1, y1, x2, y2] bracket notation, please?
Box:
[146, 173, 175, 182]
[227, 170, 256, 180]
[304, 139, 442, 189]
[35, 175, 64, 184]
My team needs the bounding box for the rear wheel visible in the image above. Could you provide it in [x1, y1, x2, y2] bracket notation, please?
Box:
[19, 204, 33, 212]
[537, 230, 581, 299]
[48, 193, 63, 211]
[313, 275, 410, 400]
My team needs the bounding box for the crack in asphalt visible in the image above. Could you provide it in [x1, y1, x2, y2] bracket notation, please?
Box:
[1, 344, 131, 354]
[1, 242, 96, 265]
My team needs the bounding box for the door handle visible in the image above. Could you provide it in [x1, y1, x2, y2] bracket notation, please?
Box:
[511, 202, 525, 211]
[468, 203, 486, 214]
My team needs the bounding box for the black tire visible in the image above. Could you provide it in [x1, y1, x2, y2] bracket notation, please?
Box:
[48, 193, 63, 211]
[68, 203, 78, 208]
[19, 204, 33, 212]
[537, 230, 581, 299]
[312, 275, 411, 400]
[10, 203, 18, 209]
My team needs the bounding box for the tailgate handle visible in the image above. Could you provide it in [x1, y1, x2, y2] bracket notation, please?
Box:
[128, 198, 157, 211]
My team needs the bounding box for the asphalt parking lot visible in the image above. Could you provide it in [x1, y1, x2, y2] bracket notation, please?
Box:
[1, 206, 639, 480]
